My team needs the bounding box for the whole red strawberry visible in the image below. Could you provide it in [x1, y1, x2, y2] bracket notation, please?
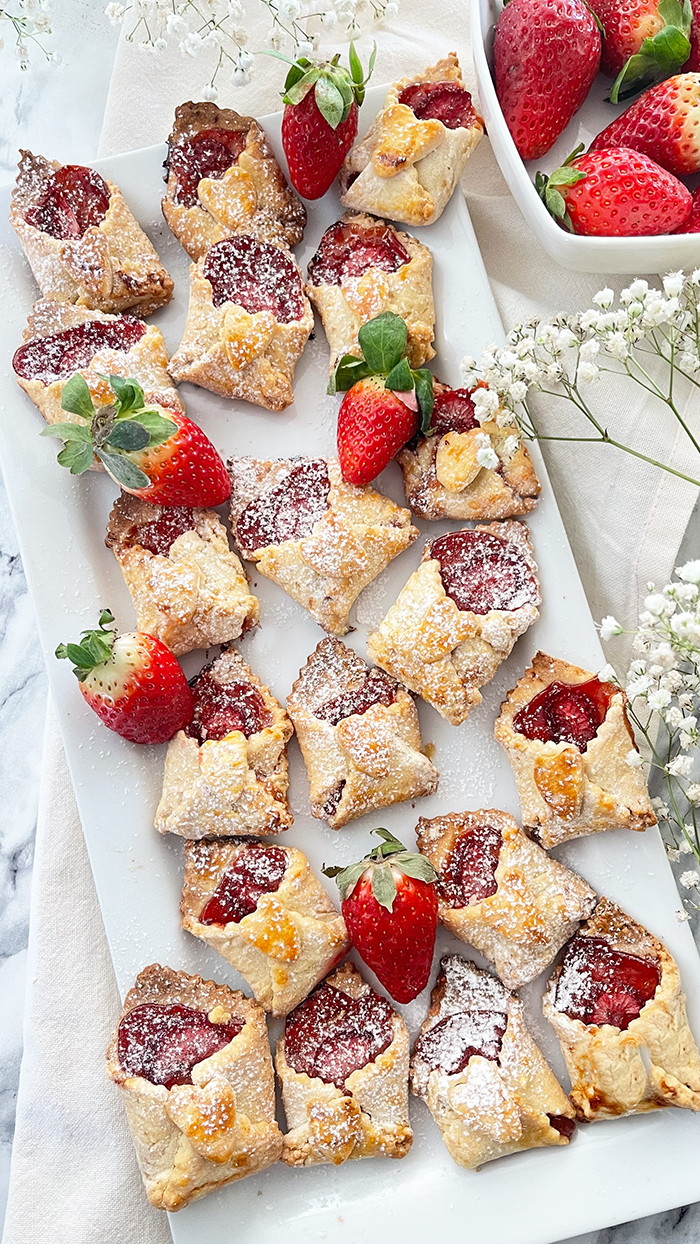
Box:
[332, 310, 434, 485]
[325, 828, 438, 1004]
[590, 73, 700, 174]
[588, 0, 692, 100]
[494, 0, 601, 161]
[56, 609, 193, 744]
[537, 144, 692, 234]
[675, 184, 700, 229]
[281, 44, 374, 199]
[43, 372, 231, 507]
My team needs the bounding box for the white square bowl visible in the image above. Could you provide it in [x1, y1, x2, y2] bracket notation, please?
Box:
[471, 0, 700, 273]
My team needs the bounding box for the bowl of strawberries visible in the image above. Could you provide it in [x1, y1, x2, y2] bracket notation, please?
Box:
[472, 0, 700, 271]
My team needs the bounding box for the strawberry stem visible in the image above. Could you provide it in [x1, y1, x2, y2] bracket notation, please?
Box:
[323, 827, 437, 908]
[56, 609, 117, 680]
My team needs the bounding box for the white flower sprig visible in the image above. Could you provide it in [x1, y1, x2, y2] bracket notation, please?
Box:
[601, 561, 700, 914]
[461, 271, 700, 488]
[1, 0, 54, 69]
[105, 0, 398, 96]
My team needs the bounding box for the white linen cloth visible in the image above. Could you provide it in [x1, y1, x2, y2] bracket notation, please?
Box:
[3, 3, 699, 1241]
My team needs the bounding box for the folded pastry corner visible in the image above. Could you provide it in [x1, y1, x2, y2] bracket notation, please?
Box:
[106, 494, 259, 656]
[276, 961, 413, 1165]
[411, 954, 576, 1169]
[181, 837, 349, 1016]
[106, 964, 282, 1210]
[339, 54, 484, 227]
[155, 647, 293, 838]
[544, 897, 700, 1120]
[416, 807, 596, 988]
[10, 150, 173, 314]
[228, 455, 418, 635]
[495, 652, 656, 846]
[368, 520, 540, 725]
[162, 101, 306, 260]
[306, 211, 435, 374]
[287, 636, 439, 829]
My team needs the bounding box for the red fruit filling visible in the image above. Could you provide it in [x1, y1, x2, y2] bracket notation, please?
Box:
[25, 164, 110, 239]
[547, 1114, 576, 1138]
[285, 982, 394, 1088]
[429, 387, 479, 438]
[117, 1001, 242, 1089]
[307, 219, 410, 287]
[429, 529, 538, 615]
[135, 507, 195, 556]
[203, 236, 304, 321]
[398, 80, 478, 131]
[413, 1010, 507, 1075]
[13, 317, 146, 385]
[438, 823, 502, 908]
[513, 677, 615, 752]
[316, 669, 397, 726]
[236, 459, 331, 552]
[555, 934, 660, 1030]
[199, 844, 288, 925]
[185, 668, 271, 744]
[168, 126, 247, 208]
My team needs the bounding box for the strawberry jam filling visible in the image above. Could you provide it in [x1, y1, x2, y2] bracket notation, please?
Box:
[199, 844, 288, 925]
[135, 507, 195, 556]
[438, 823, 502, 907]
[429, 387, 479, 438]
[236, 459, 331, 551]
[398, 80, 478, 130]
[25, 164, 110, 239]
[186, 668, 271, 744]
[203, 236, 305, 321]
[429, 529, 538, 615]
[307, 219, 410, 286]
[316, 669, 397, 725]
[13, 317, 146, 385]
[414, 1010, 507, 1075]
[547, 1114, 576, 1138]
[555, 934, 660, 1030]
[285, 982, 394, 1088]
[168, 126, 247, 208]
[117, 1002, 242, 1089]
[513, 677, 615, 751]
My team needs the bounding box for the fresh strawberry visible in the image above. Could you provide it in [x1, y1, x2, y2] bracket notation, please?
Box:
[590, 73, 700, 174]
[324, 829, 438, 1004]
[536, 143, 692, 234]
[494, 0, 601, 160]
[56, 609, 193, 744]
[587, 0, 692, 100]
[331, 311, 434, 485]
[675, 183, 700, 229]
[281, 44, 374, 199]
[42, 373, 231, 507]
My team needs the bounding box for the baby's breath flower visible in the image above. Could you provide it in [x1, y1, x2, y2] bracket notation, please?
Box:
[679, 870, 700, 888]
[663, 271, 684, 298]
[600, 615, 622, 641]
[676, 908, 691, 922]
[625, 749, 644, 769]
[668, 754, 695, 777]
[476, 444, 499, 470]
[685, 784, 700, 804]
[593, 287, 615, 309]
[677, 559, 700, 584]
[679, 836, 695, 852]
[598, 662, 619, 684]
[577, 361, 600, 384]
[648, 687, 672, 712]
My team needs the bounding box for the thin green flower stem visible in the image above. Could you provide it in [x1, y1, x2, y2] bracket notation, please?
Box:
[525, 430, 700, 486]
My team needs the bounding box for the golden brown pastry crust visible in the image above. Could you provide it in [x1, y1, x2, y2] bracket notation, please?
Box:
[398, 383, 541, 520]
[168, 243, 313, 410]
[411, 954, 575, 1169]
[228, 456, 418, 636]
[10, 151, 173, 315]
[340, 55, 484, 226]
[305, 211, 435, 374]
[106, 495, 259, 656]
[276, 962, 413, 1165]
[105, 964, 282, 1210]
[155, 648, 293, 838]
[181, 838, 349, 1016]
[543, 898, 700, 1121]
[416, 808, 596, 989]
[286, 637, 439, 829]
[494, 652, 657, 847]
[367, 520, 540, 725]
[162, 102, 306, 260]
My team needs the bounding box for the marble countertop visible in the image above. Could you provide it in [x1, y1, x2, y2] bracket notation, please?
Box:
[0, 7, 698, 1241]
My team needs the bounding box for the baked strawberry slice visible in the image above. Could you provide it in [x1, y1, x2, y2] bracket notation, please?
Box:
[41, 372, 230, 507]
[536, 144, 692, 235]
[281, 43, 375, 200]
[56, 609, 193, 744]
[325, 828, 439, 1003]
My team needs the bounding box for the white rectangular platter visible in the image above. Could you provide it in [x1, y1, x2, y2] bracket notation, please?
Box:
[0, 88, 699, 1244]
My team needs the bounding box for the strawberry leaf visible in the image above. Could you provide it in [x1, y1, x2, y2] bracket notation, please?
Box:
[610, 0, 692, 101]
[329, 354, 372, 394]
[324, 859, 368, 900]
[97, 449, 151, 490]
[61, 373, 95, 421]
[56, 441, 93, 474]
[371, 827, 407, 856]
[413, 369, 435, 432]
[314, 74, 346, 129]
[358, 312, 407, 375]
[40, 422, 92, 442]
[392, 853, 438, 883]
[107, 420, 150, 452]
[56, 609, 116, 680]
[283, 65, 321, 105]
[104, 373, 146, 415]
[371, 861, 397, 911]
[136, 409, 178, 447]
[385, 357, 414, 392]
